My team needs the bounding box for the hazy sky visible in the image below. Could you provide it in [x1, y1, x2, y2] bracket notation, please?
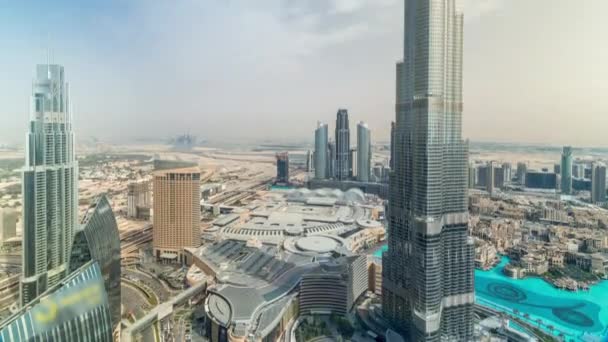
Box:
[0, 0, 607, 146]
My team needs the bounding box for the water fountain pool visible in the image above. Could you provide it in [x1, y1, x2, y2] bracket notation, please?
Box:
[373, 246, 608, 340]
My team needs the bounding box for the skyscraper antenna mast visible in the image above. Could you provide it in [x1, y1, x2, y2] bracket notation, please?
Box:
[46, 33, 52, 79]
[46, 48, 50, 79]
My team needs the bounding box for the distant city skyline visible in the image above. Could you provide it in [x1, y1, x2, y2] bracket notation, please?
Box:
[1, 0, 607, 147]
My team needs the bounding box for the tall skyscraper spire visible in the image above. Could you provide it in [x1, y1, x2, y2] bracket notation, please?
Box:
[382, 0, 474, 340]
[20, 64, 79, 306]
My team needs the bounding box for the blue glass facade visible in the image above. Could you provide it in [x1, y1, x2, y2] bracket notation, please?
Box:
[0, 261, 112, 342]
[69, 194, 121, 332]
[525, 171, 557, 189]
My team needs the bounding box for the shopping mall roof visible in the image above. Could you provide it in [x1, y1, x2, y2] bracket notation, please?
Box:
[295, 236, 339, 254]
[199, 236, 354, 336]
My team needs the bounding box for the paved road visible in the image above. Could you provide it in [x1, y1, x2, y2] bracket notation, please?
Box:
[0, 254, 21, 266]
[124, 269, 171, 302]
[121, 284, 156, 342]
[122, 284, 150, 318]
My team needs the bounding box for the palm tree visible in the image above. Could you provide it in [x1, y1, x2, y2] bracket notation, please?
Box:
[536, 318, 543, 328]
[513, 308, 520, 316]
[523, 313, 530, 320]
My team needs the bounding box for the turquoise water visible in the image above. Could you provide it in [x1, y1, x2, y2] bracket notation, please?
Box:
[374, 246, 608, 341]
[270, 185, 294, 190]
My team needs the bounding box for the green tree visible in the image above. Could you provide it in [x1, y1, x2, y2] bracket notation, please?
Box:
[337, 318, 355, 339]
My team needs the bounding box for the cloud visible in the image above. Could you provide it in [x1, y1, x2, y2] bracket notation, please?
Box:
[267, 0, 399, 55]
[462, 0, 505, 20]
[331, 0, 368, 14]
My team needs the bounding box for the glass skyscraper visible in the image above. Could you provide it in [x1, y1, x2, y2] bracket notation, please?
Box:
[328, 140, 336, 179]
[69, 195, 121, 332]
[591, 163, 607, 204]
[21, 64, 78, 306]
[356, 121, 371, 182]
[1, 261, 113, 342]
[314, 122, 329, 180]
[382, 1, 475, 341]
[335, 109, 350, 180]
[561, 146, 573, 194]
[390, 121, 396, 169]
[275, 152, 290, 184]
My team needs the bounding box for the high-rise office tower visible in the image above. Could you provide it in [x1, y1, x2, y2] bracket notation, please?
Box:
[573, 163, 585, 179]
[153, 167, 201, 264]
[390, 121, 396, 169]
[306, 150, 314, 173]
[495, 165, 506, 189]
[502, 163, 512, 184]
[591, 163, 607, 204]
[476, 165, 487, 187]
[584, 166, 593, 179]
[314, 122, 328, 179]
[328, 140, 336, 179]
[357, 122, 371, 182]
[276, 152, 289, 184]
[350, 148, 358, 178]
[468, 164, 476, 189]
[127, 180, 152, 219]
[335, 109, 350, 180]
[561, 146, 573, 194]
[21, 64, 79, 306]
[554, 164, 561, 175]
[486, 161, 496, 194]
[382, 1, 474, 341]
[517, 162, 527, 185]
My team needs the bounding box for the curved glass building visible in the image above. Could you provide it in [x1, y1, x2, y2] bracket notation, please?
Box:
[0, 261, 113, 342]
[69, 194, 121, 332]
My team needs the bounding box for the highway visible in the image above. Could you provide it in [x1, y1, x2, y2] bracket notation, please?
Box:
[121, 224, 153, 255]
[207, 178, 272, 205]
[123, 268, 173, 302]
[120, 224, 153, 267]
[0, 254, 21, 266]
